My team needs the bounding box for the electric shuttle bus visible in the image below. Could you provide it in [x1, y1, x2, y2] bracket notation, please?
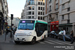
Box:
[14, 19, 48, 44]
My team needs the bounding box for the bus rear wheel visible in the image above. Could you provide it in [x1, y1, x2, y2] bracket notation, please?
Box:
[31, 38, 36, 44]
[41, 35, 46, 41]
[44, 35, 46, 40]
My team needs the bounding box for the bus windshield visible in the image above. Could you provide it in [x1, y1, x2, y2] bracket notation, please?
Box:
[18, 20, 35, 30]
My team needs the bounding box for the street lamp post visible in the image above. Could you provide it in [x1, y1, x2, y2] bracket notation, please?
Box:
[10, 14, 13, 39]
[5, 16, 7, 41]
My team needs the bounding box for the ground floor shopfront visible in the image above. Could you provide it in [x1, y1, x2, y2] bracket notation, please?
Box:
[0, 12, 5, 35]
[59, 23, 75, 36]
[59, 23, 72, 34]
[50, 21, 59, 31]
[72, 22, 75, 36]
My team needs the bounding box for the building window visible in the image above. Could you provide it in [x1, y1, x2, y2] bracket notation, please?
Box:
[43, 7, 44, 10]
[38, 16, 40, 19]
[41, 12, 42, 15]
[28, 16, 31, 19]
[49, 6, 51, 12]
[68, 13, 70, 19]
[32, 6, 34, 10]
[56, 14, 58, 19]
[55, 0, 57, 1]
[43, 12, 44, 15]
[62, 15, 64, 20]
[67, 13, 70, 23]
[41, 7, 42, 10]
[38, 2, 40, 5]
[38, 12, 40, 15]
[55, 3, 58, 11]
[41, 2, 42, 5]
[43, 3, 45, 5]
[32, 12, 34, 15]
[38, 7, 40, 10]
[32, 16, 34, 19]
[49, 15, 51, 20]
[41, 17, 42, 20]
[43, 17, 44, 20]
[67, 7, 70, 11]
[62, 4, 65, 10]
[49, 0, 52, 3]
[28, 1, 34, 5]
[29, 7, 31, 10]
[28, 12, 31, 15]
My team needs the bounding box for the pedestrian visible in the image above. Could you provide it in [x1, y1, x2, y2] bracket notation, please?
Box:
[6, 26, 11, 35]
[12, 24, 15, 35]
[63, 28, 66, 41]
[70, 30, 74, 44]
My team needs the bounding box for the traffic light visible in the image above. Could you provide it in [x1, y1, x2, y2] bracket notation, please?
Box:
[11, 14, 13, 20]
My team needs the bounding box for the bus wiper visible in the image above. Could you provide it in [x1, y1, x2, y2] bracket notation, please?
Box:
[25, 29, 31, 30]
[18, 28, 25, 30]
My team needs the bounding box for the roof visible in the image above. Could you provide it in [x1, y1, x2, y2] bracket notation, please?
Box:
[20, 19, 47, 23]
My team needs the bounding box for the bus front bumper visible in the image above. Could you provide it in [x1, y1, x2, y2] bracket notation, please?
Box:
[14, 35, 33, 42]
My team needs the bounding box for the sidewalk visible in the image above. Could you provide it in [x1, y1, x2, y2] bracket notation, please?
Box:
[0, 33, 13, 43]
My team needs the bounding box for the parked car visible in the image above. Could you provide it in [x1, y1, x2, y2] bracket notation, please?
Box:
[54, 32, 59, 39]
[49, 31, 58, 38]
[49, 31, 55, 38]
[58, 31, 71, 41]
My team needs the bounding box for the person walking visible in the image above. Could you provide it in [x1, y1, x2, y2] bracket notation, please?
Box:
[63, 29, 66, 41]
[70, 30, 74, 44]
[12, 24, 15, 35]
[6, 26, 11, 35]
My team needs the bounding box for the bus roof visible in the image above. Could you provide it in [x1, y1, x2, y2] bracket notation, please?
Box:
[20, 19, 47, 24]
[20, 19, 37, 20]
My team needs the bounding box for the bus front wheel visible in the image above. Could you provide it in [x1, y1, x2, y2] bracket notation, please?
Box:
[31, 37, 36, 44]
[14, 41, 20, 44]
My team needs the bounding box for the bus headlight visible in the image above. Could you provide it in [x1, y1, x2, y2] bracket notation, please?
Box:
[14, 33, 18, 37]
[27, 32, 32, 36]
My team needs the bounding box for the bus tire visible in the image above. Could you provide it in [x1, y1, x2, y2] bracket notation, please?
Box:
[14, 41, 20, 44]
[31, 37, 36, 44]
[44, 35, 46, 40]
[42, 35, 46, 41]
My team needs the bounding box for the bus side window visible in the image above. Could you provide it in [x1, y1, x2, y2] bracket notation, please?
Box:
[35, 23, 38, 31]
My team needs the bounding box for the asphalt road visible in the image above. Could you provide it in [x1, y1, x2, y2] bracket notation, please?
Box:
[0, 37, 75, 50]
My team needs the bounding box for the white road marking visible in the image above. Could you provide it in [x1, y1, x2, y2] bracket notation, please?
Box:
[48, 40, 73, 45]
[44, 41, 54, 44]
[39, 42, 45, 44]
[48, 40, 64, 45]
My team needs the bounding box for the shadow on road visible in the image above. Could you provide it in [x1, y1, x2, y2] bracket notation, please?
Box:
[14, 40, 45, 46]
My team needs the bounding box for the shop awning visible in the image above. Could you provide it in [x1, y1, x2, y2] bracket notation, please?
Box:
[59, 23, 73, 27]
[50, 21, 59, 25]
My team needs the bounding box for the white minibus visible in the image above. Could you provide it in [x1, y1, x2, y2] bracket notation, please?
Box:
[14, 19, 48, 44]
